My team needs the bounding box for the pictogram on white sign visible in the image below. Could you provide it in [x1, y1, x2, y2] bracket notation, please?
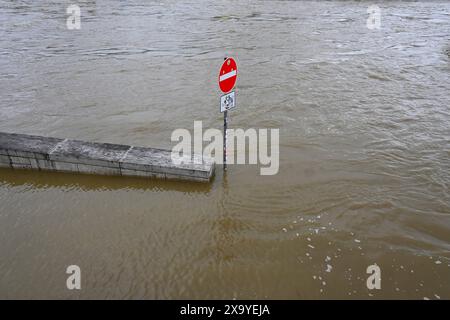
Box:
[220, 91, 236, 113]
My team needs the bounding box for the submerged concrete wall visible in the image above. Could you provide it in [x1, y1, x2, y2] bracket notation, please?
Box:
[0, 132, 214, 183]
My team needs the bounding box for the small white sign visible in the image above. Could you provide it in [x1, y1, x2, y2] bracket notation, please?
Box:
[220, 91, 236, 113]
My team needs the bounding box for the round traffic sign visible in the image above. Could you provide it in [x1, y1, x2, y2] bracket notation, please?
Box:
[218, 58, 237, 93]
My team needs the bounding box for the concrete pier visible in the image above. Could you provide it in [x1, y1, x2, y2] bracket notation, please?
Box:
[0, 132, 214, 183]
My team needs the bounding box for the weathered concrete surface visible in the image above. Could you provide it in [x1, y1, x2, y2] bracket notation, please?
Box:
[0, 132, 215, 183]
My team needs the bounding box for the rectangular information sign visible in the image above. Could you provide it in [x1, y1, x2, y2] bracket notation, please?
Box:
[220, 91, 236, 113]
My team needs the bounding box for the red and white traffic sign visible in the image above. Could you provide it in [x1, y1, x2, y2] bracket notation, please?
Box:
[218, 58, 237, 93]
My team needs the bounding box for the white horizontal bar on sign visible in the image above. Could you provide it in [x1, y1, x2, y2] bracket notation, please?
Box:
[219, 70, 236, 82]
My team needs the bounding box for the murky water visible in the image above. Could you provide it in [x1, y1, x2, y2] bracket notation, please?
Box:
[0, 0, 449, 299]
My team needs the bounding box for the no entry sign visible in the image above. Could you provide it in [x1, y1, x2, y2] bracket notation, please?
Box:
[218, 58, 237, 93]
[219, 57, 238, 171]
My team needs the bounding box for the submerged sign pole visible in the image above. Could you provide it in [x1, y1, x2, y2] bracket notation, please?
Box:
[218, 57, 238, 171]
[224, 108, 228, 171]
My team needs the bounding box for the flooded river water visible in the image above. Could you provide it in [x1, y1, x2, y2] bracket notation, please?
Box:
[0, 0, 449, 299]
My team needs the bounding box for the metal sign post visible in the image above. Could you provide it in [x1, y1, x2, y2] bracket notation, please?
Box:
[223, 57, 228, 171]
[223, 109, 228, 171]
[218, 57, 238, 172]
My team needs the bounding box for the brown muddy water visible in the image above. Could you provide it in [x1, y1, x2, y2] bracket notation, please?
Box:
[0, 0, 449, 299]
